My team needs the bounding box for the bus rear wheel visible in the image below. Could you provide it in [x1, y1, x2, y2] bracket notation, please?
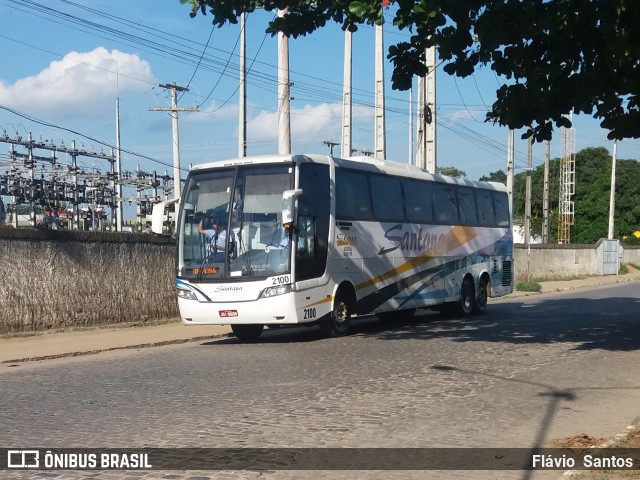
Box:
[473, 277, 489, 315]
[320, 292, 351, 337]
[231, 324, 264, 342]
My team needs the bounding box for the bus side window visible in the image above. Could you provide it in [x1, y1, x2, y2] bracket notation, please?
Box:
[476, 190, 496, 226]
[457, 187, 478, 226]
[433, 184, 458, 224]
[370, 175, 404, 222]
[403, 180, 434, 224]
[336, 169, 373, 221]
[492, 192, 510, 227]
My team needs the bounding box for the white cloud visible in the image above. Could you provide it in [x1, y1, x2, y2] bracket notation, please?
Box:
[448, 109, 482, 123]
[185, 102, 237, 123]
[247, 102, 372, 143]
[0, 47, 154, 117]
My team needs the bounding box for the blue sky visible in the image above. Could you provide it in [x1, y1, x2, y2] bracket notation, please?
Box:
[0, 0, 637, 191]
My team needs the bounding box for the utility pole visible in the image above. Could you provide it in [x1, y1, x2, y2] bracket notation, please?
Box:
[109, 147, 117, 229]
[149, 83, 199, 211]
[115, 96, 123, 232]
[416, 75, 426, 169]
[524, 136, 533, 246]
[374, 24, 386, 159]
[416, 46, 436, 172]
[278, 8, 291, 155]
[341, 29, 352, 158]
[408, 87, 413, 165]
[542, 140, 550, 243]
[239, 13, 247, 158]
[425, 46, 437, 173]
[323, 140, 339, 156]
[506, 129, 514, 216]
[27, 133, 35, 228]
[608, 140, 618, 239]
[9, 143, 17, 228]
[71, 140, 79, 231]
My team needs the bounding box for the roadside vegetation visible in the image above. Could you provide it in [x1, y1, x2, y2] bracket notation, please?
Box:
[619, 263, 640, 275]
[515, 279, 542, 293]
[482, 148, 640, 245]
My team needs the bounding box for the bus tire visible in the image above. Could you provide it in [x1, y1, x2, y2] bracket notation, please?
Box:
[231, 324, 264, 342]
[473, 277, 489, 315]
[320, 292, 351, 337]
[457, 278, 475, 316]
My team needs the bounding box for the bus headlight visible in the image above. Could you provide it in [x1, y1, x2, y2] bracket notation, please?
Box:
[177, 288, 197, 300]
[260, 284, 291, 298]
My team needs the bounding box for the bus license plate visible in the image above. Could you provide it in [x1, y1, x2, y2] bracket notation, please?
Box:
[219, 310, 238, 318]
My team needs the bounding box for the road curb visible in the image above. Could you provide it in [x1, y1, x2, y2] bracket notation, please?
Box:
[495, 274, 640, 300]
[0, 333, 231, 365]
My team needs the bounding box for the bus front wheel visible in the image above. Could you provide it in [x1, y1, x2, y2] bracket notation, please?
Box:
[320, 292, 351, 337]
[437, 279, 475, 318]
[231, 324, 264, 342]
[458, 278, 475, 316]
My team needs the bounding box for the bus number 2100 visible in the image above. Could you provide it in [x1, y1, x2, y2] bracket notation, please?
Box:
[303, 308, 317, 320]
[272, 275, 290, 285]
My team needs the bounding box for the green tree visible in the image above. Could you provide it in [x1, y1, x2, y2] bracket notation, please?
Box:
[479, 170, 506, 184]
[182, 0, 640, 142]
[511, 147, 640, 244]
[614, 158, 640, 242]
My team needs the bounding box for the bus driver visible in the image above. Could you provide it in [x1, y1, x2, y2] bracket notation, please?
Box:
[198, 218, 236, 261]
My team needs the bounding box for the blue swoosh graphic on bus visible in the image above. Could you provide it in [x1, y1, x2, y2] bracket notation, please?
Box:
[356, 263, 445, 313]
[397, 271, 447, 308]
[176, 279, 211, 302]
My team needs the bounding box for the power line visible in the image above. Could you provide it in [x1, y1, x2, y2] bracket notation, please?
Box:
[180, 24, 217, 101]
[0, 105, 180, 171]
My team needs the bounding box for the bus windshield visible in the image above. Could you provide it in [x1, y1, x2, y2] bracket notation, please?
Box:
[178, 164, 293, 281]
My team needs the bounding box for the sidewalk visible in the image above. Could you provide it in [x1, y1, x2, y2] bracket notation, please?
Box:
[0, 322, 232, 365]
[509, 268, 640, 296]
[1, 270, 639, 365]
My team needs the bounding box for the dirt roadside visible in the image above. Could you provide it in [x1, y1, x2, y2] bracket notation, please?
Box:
[547, 424, 640, 478]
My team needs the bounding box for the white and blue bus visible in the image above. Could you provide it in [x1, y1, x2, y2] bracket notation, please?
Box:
[152, 154, 513, 341]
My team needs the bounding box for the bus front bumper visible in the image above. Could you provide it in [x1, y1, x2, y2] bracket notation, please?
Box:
[177, 293, 302, 326]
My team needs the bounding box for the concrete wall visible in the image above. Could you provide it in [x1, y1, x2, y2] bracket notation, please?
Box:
[1, 226, 639, 334]
[513, 239, 640, 280]
[0, 227, 177, 335]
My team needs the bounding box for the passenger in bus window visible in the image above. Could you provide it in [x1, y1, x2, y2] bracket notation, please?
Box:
[198, 218, 236, 261]
[0, 197, 5, 226]
[279, 230, 290, 249]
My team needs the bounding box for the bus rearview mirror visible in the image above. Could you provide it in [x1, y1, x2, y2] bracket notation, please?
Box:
[281, 189, 303, 225]
[151, 198, 180, 235]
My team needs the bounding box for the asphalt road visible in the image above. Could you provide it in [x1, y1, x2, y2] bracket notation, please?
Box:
[2, 282, 640, 480]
